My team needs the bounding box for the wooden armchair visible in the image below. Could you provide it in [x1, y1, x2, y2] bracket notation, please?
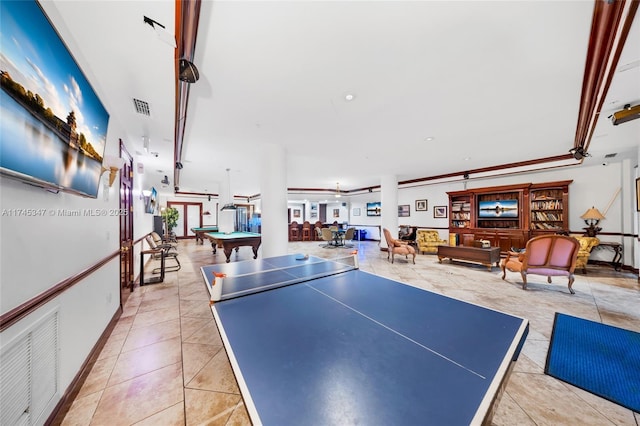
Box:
[501, 235, 580, 294]
[383, 228, 416, 264]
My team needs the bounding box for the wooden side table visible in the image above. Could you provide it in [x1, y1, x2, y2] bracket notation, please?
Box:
[140, 249, 165, 286]
[593, 242, 623, 271]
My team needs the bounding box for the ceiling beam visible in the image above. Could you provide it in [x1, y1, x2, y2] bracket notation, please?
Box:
[574, 0, 639, 153]
[174, 0, 202, 190]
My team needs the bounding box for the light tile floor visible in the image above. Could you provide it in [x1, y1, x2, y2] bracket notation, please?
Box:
[61, 239, 640, 425]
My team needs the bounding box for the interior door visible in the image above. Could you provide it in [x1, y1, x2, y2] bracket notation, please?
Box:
[119, 140, 134, 298]
[168, 202, 203, 239]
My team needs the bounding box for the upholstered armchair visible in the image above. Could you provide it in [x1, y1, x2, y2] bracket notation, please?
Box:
[416, 230, 447, 254]
[501, 235, 580, 294]
[571, 236, 600, 273]
[383, 228, 416, 264]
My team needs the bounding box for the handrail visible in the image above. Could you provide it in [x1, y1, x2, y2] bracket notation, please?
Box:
[0, 234, 149, 332]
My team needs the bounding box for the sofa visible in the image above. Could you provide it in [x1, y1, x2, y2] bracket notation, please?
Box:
[572, 236, 600, 273]
[416, 230, 447, 254]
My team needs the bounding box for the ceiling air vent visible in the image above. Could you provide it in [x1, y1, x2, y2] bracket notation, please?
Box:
[132, 98, 151, 116]
[604, 153, 617, 158]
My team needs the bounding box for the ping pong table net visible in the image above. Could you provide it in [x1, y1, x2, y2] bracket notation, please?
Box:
[208, 252, 359, 304]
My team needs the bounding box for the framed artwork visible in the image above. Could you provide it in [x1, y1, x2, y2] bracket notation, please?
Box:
[333, 208, 340, 218]
[1, 1, 110, 198]
[415, 199, 428, 211]
[398, 205, 410, 217]
[293, 209, 301, 218]
[353, 208, 361, 216]
[310, 212, 317, 218]
[434, 205, 448, 218]
[367, 202, 381, 216]
[636, 178, 640, 211]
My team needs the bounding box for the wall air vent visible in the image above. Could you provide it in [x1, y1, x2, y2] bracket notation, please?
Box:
[133, 98, 151, 116]
[604, 153, 617, 158]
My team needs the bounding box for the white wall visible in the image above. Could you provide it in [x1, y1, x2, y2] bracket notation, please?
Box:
[0, 117, 126, 422]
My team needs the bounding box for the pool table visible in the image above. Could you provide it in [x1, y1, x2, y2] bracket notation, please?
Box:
[205, 231, 262, 263]
[191, 226, 219, 244]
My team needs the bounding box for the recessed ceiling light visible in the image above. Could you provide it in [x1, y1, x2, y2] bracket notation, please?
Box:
[464, 157, 471, 161]
[424, 136, 435, 141]
[344, 93, 356, 101]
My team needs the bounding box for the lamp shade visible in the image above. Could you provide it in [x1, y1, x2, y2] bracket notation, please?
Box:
[580, 207, 605, 221]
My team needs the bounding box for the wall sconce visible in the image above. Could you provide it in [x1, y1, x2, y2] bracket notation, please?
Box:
[101, 155, 126, 187]
[580, 206, 605, 237]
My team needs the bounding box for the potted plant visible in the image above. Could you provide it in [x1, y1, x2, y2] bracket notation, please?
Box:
[161, 207, 179, 239]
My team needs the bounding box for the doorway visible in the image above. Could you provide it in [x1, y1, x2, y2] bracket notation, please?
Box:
[168, 202, 203, 238]
[119, 140, 134, 299]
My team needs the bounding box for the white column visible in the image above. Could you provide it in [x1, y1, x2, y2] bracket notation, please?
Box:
[218, 170, 235, 233]
[260, 143, 289, 258]
[380, 174, 398, 249]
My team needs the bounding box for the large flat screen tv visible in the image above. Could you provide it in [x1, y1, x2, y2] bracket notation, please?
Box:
[478, 199, 518, 218]
[0, 1, 109, 198]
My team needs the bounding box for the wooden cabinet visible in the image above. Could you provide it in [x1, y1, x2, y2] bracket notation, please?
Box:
[447, 180, 571, 252]
[474, 230, 528, 252]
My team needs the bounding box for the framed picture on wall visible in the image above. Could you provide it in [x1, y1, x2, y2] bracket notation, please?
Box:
[353, 208, 361, 216]
[367, 202, 381, 216]
[415, 199, 428, 211]
[434, 205, 448, 218]
[333, 208, 340, 218]
[293, 209, 301, 218]
[398, 205, 410, 217]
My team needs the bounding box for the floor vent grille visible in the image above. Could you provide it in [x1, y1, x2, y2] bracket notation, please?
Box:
[1, 311, 59, 425]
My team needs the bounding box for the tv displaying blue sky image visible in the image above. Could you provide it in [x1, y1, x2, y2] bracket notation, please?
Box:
[1, 0, 109, 197]
[478, 199, 518, 218]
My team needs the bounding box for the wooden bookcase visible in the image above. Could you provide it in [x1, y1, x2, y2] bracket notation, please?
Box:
[529, 183, 570, 236]
[447, 180, 571, 252]
[450, 195, 472, 229]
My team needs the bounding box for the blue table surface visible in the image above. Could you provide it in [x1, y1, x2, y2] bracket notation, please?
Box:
[203, 254, 528, 425]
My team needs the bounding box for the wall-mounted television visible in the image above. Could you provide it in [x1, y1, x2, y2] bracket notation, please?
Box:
[367, 202, 381, 216]
[478, 199, 518, 218]
[0, 1, 109, 198]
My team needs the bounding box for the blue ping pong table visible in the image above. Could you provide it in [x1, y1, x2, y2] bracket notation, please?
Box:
[201, 254, 528, 425]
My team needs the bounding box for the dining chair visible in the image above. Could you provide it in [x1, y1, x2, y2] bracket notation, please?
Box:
[320, 228, 335, 248]
[342, 227, 356, 248]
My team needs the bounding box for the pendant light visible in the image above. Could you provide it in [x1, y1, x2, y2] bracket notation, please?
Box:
[220, 168, 237, 211]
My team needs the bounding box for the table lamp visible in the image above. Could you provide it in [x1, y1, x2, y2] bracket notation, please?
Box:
[580, 207, 605, 237]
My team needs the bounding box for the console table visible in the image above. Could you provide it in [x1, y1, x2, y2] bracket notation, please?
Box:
[140, 249, 165, 286]
[437, 245, 501, 271]
[593, 242, 623, 271]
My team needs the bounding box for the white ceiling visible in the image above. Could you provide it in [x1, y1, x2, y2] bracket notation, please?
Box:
[43, 1, 640, 198]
